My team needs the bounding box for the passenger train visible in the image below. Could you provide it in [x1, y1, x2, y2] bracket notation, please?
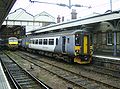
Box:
[5, 37, 18, 50]
[21, 29, 93, 64]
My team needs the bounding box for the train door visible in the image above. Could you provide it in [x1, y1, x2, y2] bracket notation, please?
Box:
[83, 35, 88, 54]
[62, 36, 66, 53]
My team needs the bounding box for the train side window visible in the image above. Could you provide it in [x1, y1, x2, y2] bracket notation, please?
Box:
[43, 39, 47, 45]
[67, 38, 70, 43]
[30, 40, 31, 44]
[49, 39, 54, 45]
[35, 39, 38, 44]
[39, 39, 42, 45]
[33, 40, 35, 44]
[32, 40, 34, 44]
[30, 40, 32, 44]
[56, 38, 58, 45]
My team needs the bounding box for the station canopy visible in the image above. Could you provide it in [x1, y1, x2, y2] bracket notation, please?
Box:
[0, 0, 16, 28]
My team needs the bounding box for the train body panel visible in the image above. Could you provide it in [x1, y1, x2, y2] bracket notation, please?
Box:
[21, 37, 30, 48]
[29, 36, 60, 52]
[55, 35, 75, 56]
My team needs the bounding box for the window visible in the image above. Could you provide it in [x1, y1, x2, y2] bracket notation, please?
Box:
[30, 40, 33, 44]
[67, 38, 70, 43]
[49, 39, 54, 45]
[75, 34, 80, 46]
[33, 40, 35, 44]
[43, 39, 47, 45]
[32, 40, 34, 44]
[39, 39, 42, 45]
[107, 32, 113, 45]
[35, 39, 38, 44]
[56, 38, 58, 45]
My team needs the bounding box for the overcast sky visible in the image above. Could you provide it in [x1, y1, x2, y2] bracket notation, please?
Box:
[10, 0, 120, 21]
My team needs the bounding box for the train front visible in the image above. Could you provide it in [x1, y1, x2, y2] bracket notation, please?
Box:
[74, 31, 93, 64]
[8, 37, 18, 50]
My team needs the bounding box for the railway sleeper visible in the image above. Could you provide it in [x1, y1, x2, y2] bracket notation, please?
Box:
[15, 77, 31, 80]
[8, 68, 22, 71]
[12, 75, 27, 78]
[10, 70, 25, 73]
[16, 78, 32, 82]
[18, 81, 36, 85]
[21, 84, 41, 89]
[10, 72, 25, 75]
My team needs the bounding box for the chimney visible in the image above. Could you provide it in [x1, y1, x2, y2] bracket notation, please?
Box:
[71, 9, 77, 19]
[57, 15, 61, 23]
[62, 16, 64, 22]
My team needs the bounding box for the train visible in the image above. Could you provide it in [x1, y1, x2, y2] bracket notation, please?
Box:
[20, 29, 93, 64]
[2, 37, 19, 50]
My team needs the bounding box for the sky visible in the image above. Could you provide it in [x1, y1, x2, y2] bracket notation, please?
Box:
[10, 0, 120, 22]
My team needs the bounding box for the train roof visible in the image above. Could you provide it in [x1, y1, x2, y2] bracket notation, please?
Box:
[27, 10, 120, 35]
[29, 29, 88, 38]
[8, 37, 18, 39]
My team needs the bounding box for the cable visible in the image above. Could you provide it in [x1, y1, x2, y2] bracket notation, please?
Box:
[13, 3, 33, 20]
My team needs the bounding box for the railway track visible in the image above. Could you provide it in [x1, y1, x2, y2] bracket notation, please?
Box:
[0, 51, 51, 89]
[19, 51, 120, 79]
[92, 55, 120, 71]
[9, 51, 120, 89]
[77, 63, 120, 79]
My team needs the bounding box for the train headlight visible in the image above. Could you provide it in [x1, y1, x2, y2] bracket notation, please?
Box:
[85, 57, 88, 60]
[84, 56, 88, 60]
[75, 50, 80, 53]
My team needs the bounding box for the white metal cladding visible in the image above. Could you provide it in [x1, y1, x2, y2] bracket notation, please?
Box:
[29, 36, 60, 52]
[27, 11, 120, 34]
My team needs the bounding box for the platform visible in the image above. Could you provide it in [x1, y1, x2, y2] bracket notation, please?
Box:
[93, 55, 120, 61]
[0, 61, 11, 89]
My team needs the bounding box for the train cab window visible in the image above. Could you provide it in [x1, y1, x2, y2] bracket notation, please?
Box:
[43, 39, 47, 45]
[39, 39, 42, 45]
[75, 34, 80, 46]
[107, 32, 113, 45]
[49, 39, 54, 45]
[56, 38, 58, 45]
[35, 39, 38, 44]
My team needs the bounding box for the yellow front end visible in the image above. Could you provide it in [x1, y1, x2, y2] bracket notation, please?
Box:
[8, 42, 18, 50]
[74, 56, 91, 64]
[74, 35, 92, 64]
[9, 42, 18, 45]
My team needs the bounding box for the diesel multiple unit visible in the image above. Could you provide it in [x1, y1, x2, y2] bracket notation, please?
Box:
[21, 29, 92, 64]
[6, 37, 18, 50]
